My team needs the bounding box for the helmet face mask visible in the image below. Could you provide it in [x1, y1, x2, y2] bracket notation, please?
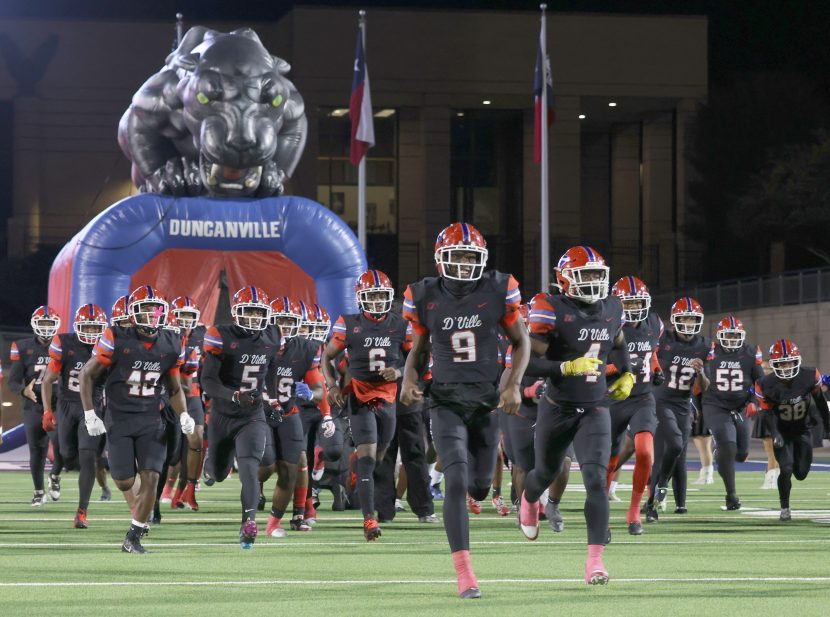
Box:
[130, 300, 168, 336]
[770, 357, 801, 379]
[31, 316, 60, 339]
[435, 247, 488, 281]
[173, 308, 200, 330]
[558, 265, 609, 303]
[74, 304, 107, 345]
[671, 313, 703, 335]
[272, 314, 301, 338]
[311, 321, 331, 342]
[621, 296, 650, 322]
[717, 329, 745, 350]
[357, 288, 394, 315]
[234, 304, 270, 331]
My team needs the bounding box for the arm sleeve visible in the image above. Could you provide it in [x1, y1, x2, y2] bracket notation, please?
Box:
[525, 354, 560, 378]
[92, 328, 116, 367]
[499, 275, 521, 329]
[528, 293, 555, 336]
[203, 326, 224, 355]
[401, 322, 414, 353]
[402, 286, 428, 336]
[303, 367, 323, 387]
[7, 342, 24, 394]
[181, 348, 200, 377]
[330, 316, 347, 351]
[755, 380, 773, 411]
[200, 351, 236, 402]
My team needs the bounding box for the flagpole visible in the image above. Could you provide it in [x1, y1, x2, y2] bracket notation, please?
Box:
[358, 10, 367, 250]
[540, 4, 550, 291]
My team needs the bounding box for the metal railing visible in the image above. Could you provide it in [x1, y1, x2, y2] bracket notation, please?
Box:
[652, 267, 830, 315]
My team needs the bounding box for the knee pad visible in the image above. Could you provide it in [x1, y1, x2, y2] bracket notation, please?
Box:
[580, 463, 607, 494]
[735, 450, 749, 463]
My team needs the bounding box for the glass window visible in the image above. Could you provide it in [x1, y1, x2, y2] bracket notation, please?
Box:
[317, 108, 398, 282]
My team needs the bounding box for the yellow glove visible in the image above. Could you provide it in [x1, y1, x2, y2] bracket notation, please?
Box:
[561, 357, 603, 377]
[608, 372, 636, 401]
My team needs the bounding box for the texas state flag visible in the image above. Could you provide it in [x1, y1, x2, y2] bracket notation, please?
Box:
[533, 27, 555, 165]
[349, 27, 375, 166]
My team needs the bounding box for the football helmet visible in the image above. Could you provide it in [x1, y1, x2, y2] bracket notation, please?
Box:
[171, 296, 201, 330]
[555, 246, 609, 303]
[611, 276, 651, 322]
[716, 315, 746, 350]
[128, 285, 168, 334]
[73, 303, 108, 345]
[769, 339, 801, 379]
[356, 269, 394, 315]
[310, 304, 331, 342]
[111, 295, 130, 325]
[434, 222, 488, 281]
[670, 297, 704, 335]
[31, 306, 61, 339]
[270, 297, 302, 338]
[231, 286, 271, 331]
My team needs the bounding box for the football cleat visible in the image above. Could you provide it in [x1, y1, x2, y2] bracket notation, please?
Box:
[331, 485, 346, 511]
[257, 493, 266, 511]
[605, 528, 612, 544]
[290, 516, 312, 532]
[491, 495, 510, 516]
[645, 504, 659, 523]
[585, 561, 609, 585]
[364, 518, 382, 542]
[305, 498, 317, 525]
[73, 508, 88, 529]
[628, 521, 643, 535]
[519, 492, 540, 541]
[160, 483, 173, 504]
[419, 514, 440, 523]
[181, 484, 199, 511]
[725, 495, 742, 511]
[48, 474, 61, 502]
[608, 491, 621, 502]
[266, 515, 287, 538]
[675, 507, 688, 514]
[430, 484, 444, 500]
[779, 508, 792, 522]
[170, 488, 184, 509]
[99, 486, 112, 501]
[395, 498, 407, 513]
[239, 519, 258, 549]
[459, 587, 482, 600]
[655, 486, 668, 512]
[467, 494, 482, 515]
[121, 534, 148, 554]
[545, 500, 564, 533]
[31, 492, 46, 507]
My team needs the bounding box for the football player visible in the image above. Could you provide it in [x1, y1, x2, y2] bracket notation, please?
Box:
[606, 276, 664, 535]
[201, 286, 279, 549]
[9, 306, 65, 506]
[41, 304, 108, 528]
[702, 315, 764, 510]
[401, 223, 529, 599]
[167, 296, 206, 511]
[756, 340, 829, 521]
[646, 297, 710, 521]
[296, 302, 341, 525]
[261, 297, 326, 537]
[80, 286, 195, 553]
[322, 270, 411, 540]
[518, 246, 634, 585]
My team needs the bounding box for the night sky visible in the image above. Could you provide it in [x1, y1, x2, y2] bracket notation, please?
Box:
[1, 1, 828, 91]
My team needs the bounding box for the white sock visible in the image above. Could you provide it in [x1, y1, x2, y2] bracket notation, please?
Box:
[702, 465, 713, 475]
[609, 481, 618, 494]
[430, 469, 444, 486]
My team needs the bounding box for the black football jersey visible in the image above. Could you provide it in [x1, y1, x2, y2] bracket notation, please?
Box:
[93, 327, 184, 415]
[203, 324, 281, 416]
[9, 336, 53, 409]
[49, 333, 104, 403]
[404, 270, 520, 384]
[702, 342, 764, 410]
[654, 330, 711, 405]
[183, 325, 206, 397]
[266, 337, 320, 410]
[529, 293, 625, 406]
[337, 312, 409, 382]
[756, 367, 822, 434]
[611, 312, 664, 398]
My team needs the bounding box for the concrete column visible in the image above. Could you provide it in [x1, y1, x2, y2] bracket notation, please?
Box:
[580, 130, 611, 253]
[610, 123, 640, 276]
[397, 107, 425, 288]
[675, 98, 701, 286]
[522, 109, 541, 294]
[641, 112, 674, 287]
[418, 105, 451, 278]
[549, 95, 581, 259]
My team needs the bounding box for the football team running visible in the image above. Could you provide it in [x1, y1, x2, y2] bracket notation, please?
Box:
[3, 222, 828, 597]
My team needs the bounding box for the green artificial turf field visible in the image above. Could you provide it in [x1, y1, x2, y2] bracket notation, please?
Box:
[1, 468, 829, 617]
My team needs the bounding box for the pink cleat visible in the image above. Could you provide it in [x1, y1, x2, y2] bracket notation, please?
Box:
[519, 491, 539, 540]
[585, 544, 609, 585]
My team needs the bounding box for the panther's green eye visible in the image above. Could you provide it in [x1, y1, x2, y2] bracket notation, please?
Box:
[271, 94, 283, 107]
[196, 92, 209, 105]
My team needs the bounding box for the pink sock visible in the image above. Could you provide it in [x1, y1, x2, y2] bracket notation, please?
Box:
[451, 550, 478, 593]
[588, 544, 604, 561]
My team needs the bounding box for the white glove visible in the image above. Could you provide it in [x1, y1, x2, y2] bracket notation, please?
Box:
[84, 409, 106, 436]
[179, 411, 196, 435]
[321, 416, 336, 439]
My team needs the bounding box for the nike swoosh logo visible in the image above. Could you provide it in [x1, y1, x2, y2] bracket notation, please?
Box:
[477, 303, 488, 308]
